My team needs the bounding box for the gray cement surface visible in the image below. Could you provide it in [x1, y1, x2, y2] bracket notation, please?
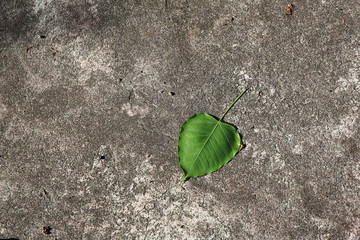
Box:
[1, 0, 359, 239]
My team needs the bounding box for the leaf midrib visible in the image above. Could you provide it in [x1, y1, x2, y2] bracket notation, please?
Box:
[186, 119, 221, 177]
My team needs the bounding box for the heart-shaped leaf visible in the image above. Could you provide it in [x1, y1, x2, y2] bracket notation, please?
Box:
[178, 89, 247, 181]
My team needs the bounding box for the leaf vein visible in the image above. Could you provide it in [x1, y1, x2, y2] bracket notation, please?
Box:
[212, 133, 227, 158]
[219, 124, 233, 149]
[186, 121, 221, 176]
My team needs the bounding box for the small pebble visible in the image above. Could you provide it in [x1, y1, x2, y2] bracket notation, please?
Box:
[40, 226, 52, 235]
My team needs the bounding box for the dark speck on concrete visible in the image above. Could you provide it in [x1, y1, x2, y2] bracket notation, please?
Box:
[40, 226, 52, 235]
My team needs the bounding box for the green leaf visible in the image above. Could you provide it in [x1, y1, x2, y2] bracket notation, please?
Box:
[178, 89, 247, 182]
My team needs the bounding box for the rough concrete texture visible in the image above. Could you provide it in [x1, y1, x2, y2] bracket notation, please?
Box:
[0, 0, 359, 239]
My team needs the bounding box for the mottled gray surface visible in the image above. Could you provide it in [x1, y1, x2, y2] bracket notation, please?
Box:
[0, 0, 359, 239]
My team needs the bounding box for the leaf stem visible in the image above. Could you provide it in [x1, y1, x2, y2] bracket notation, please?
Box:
[180, 175, 187, 183]
[219, 88, 248, 121]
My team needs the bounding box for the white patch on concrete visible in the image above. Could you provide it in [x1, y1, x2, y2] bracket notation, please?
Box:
[0, 181, 11, 201]
[251, 150, 267, 159]
[33, 0, 54, 14]
[132, 158, 155, 186]
[269, 87, 276, 96]
[335, 76, 359, 93]
[130, 56, 161, 90]
[292, 144, 303, 155]
[270, 153, 285, 170]
[213, 14, 234, 29]
[331, 108, 358, 138]
[88, 145, 107, 174]
[121, 102, 149, 118]
[18, 38, 114, 92]
[111, 151, 232, 239]
[4, 117, 24, 142]
[0, 97, 7, 120]
[335, 46, 359, 93]
[87, 0, 99, 15]
[352, 161, 360, 181]
[188, 26, 202, 51]
[251, 150, 268, 166]
[124, 185, 230, 238]
[311, 216, 335, 236]
[237, 69, 251, 80]
[75, 45, 115, 83]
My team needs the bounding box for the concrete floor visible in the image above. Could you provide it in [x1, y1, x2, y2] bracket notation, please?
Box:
[0, 0, 359, 239]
